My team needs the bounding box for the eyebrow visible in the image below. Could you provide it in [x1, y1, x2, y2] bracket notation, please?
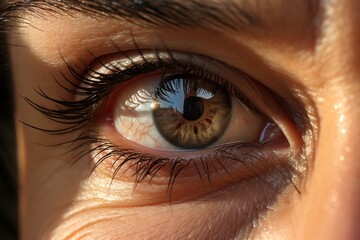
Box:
[0, 0, 317, 35]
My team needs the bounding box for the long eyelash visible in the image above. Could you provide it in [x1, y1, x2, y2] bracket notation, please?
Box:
[24, 47, 256, 134]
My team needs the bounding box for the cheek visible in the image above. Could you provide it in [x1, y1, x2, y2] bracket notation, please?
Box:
[46, 176, 280, 239]
[16, 132, 90, 239]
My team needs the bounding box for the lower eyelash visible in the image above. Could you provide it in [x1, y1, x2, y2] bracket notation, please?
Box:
[65, 129, 297, 198]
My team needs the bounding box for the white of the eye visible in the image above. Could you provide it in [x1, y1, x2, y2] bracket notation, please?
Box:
[114, 83, 175, 149]
[114, 112, 174, 149]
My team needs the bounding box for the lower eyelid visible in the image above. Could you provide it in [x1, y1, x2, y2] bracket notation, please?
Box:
[91, 124, 291, 176]
[83, 138, 295, 216]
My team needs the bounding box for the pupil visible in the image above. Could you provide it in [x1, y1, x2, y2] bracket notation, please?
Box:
[183, 96, 204, 121]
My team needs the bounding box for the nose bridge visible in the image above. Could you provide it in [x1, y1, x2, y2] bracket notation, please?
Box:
[300, 1, 360, 239]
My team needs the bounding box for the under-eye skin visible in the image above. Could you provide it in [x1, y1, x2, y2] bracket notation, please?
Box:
[24, 45, 303, 235]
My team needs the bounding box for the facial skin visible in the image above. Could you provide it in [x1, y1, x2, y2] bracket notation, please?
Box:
[4, 0, 360, 239]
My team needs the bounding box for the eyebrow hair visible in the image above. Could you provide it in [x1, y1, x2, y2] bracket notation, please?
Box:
[0, 0, 317, 35]
[0, 0, 255, 31]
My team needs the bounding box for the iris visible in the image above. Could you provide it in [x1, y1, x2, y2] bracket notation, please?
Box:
[153, 76, 231, 149]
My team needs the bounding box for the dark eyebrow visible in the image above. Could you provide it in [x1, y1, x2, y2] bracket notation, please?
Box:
[0, 0, 317, 35]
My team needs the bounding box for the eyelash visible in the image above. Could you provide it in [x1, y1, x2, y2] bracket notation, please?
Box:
[24, 46, 295, 195]
[25, 49, 257, 132]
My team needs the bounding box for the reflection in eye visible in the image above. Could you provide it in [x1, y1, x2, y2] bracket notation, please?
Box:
[114, 74, 264, 150]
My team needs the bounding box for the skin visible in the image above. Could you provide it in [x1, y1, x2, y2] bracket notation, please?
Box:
[6, 0, 360, 239]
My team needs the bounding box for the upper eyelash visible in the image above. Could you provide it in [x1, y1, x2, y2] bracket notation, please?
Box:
[23, 48, 258, 135]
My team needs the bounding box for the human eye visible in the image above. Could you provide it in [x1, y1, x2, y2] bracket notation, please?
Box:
[25, 41, 302, 206]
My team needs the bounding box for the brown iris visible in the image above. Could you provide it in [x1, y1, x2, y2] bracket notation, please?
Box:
[153, 75, 231, 149]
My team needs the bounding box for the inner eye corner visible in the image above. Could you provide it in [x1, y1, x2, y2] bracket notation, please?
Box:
[270, 117, 306, 155]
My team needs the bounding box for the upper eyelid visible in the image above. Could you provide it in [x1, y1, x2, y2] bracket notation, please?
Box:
[25, 49, 268, 131]
[75, 49, 278, 116]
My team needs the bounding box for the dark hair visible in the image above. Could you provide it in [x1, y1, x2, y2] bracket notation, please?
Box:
[0, 2, 18, 239]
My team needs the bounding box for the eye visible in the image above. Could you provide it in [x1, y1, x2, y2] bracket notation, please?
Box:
[26, 49, 298, 203]
[77, 50, 289, 159]
[112, 73, 265, 150]
[59, 49, 294, 188]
